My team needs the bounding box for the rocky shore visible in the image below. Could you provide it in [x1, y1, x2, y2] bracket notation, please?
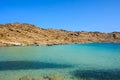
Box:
[0, 23, 120, 46]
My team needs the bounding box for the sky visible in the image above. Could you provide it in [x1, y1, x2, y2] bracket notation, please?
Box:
[0, 0, 120, 32]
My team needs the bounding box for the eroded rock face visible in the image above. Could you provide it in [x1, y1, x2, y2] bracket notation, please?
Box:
[0, 23, 120, 46]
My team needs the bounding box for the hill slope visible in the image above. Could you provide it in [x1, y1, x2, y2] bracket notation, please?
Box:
[0, 23, 120, 46]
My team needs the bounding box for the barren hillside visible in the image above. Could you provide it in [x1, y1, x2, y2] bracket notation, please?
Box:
[0, 23, 120, 46]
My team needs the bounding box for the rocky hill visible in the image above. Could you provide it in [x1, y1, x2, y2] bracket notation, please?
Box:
[0, 23, 120, 46]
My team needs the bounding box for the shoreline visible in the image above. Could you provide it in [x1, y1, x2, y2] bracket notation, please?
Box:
[0, 41, 120, 47]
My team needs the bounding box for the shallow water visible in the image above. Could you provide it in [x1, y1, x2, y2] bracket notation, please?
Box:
[0, 43, 120, 80]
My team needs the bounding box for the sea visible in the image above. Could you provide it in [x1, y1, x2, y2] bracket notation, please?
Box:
[0, 43, 120, 80]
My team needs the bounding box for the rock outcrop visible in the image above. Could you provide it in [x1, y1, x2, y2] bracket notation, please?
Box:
[0, 23, 120, 46]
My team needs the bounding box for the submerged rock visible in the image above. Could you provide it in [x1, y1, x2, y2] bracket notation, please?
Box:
[43, 75, 63, 80]
[19, 76, 30, 80]
[19, 75, 64, 80]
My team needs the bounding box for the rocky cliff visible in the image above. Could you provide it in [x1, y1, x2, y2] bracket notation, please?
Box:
[0, 23, 120, 46]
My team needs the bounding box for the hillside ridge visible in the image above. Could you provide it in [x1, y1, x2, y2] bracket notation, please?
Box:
[0, 23, 120, 46]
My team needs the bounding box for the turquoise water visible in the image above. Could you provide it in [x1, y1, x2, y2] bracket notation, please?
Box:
[0, 43, 120, 80]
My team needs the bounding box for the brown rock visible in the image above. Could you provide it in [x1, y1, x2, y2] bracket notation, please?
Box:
[0, 23, 120, 46]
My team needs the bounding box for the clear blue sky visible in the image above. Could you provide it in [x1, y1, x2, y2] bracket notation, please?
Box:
[0, 0, 120, 32]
